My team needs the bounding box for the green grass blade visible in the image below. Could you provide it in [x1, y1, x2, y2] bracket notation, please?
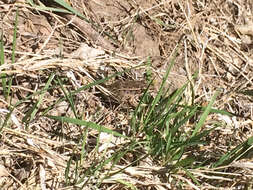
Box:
[105, 153, 149, 180]
[145, 57, 153, 83]
[80, 129, 88, 165]
[213, 143, 244, 168]
[53, 0, 89, 21]
[213, 136, 253, 167]
[144, 49, 178, 125]
[47, 115, 128, 138]
[22, 74, 55, 124]
[145, 84, 187, 136]
[57, 76, 78, 118]
[7, 8, 19, 99]
[0, 33, 7, 99]
[191, 89, 220, 137]
[183, 168, 200, 186]
[170, 106, 198, 136]
[131, 79, 154, 134]
[65, 155, 72, 185]
[188, 127, 217, 146]
[36, 6, 71, 13]
[27, 0, 71, 13]
[177, 104, 235, 117]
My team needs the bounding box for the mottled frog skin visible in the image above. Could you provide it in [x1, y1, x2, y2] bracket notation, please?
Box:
[107, 80, 148, 107]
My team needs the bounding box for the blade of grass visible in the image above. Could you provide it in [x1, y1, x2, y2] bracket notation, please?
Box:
[0, 33, 7, 99]
[145, 56, 152, 83]
[144, 46, 179, 126]
[57, 76, 78, 119]
[131, 79, 154, 134]
[22, 74, 55, 125]
[104, 153, 149, 180]
[213, 136, 253, 167]
[80, 129, 88, 165]
[47, 115, 128, 138]
[191, 89, 220, 137]
[183, 168, 200, 186]
[7, 8, 19, 99]
[170, 106, 198, 137]
[27, 0, 71, 13]
[145, 83, 188, 136]
[53, 0, 89, 21]
[65, 155, 72, 186]
[177, 104, 235, 117]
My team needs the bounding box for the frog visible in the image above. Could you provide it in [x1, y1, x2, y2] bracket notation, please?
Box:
[106, 79, 149, 107]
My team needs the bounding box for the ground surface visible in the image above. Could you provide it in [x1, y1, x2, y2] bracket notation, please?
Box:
[0, 0, 253, 189]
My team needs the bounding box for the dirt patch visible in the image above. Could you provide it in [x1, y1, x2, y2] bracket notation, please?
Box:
[74, 0, 161, 57]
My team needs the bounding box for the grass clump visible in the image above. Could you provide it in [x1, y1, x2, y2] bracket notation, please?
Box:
[43, 48, 223, 188]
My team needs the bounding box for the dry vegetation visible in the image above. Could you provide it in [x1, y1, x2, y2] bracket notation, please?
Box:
[0, 0, 253, 189]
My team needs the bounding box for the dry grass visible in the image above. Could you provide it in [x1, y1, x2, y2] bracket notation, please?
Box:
[0, 0, 253, 189]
